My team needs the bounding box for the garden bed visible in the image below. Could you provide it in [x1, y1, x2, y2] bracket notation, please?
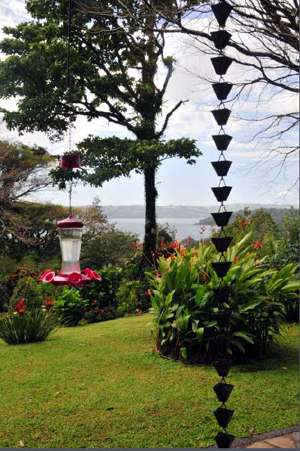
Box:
[0, 314, 298, 448]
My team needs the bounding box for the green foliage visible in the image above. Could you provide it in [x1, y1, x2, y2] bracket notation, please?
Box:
[81, 228, 138, 269]
[6, 266, 40, 298]
[78, 265, 123, 309]
[271, 208, 299, 267]
[0, 309, 60, 344]
[85, 299, 123, 324]
[147, 233, 299, 361]
[117, 280, 142, 314]
[52, 288, 88, 326]
[51, 136, 201, 189]
[224, 207, 279, 245]
[0, 283, 10, 312]
[9, 276, 43, 311]
[0, 2, 201, 256]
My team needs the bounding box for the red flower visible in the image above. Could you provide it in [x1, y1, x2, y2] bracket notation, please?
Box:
[241, 218, 250, 228]
[95, 307, 99, 311]
[69, 272, 82, 283]
[253, 241, 263, 250]
[90, 309, 93, 313]
[16, 300, 25, 316]
[233, 255, 239, 263]
[171, 242, 178, 249]
[93, 300, 97, 304]
[44, 300, 55, 309]
[101, 309, 105, 315]
[134, 241, 141, 251]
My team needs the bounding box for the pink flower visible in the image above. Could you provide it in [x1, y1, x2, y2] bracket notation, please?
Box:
[93, 300, 97, 304]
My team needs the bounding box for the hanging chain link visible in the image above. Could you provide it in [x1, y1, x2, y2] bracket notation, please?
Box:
[67, 0, 73, 217]
[209, 1, 235, 448]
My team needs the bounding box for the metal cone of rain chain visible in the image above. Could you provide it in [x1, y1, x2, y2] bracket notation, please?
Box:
[209, 0, 235, 448]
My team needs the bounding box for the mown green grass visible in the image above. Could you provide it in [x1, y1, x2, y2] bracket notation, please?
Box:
[0, 314, 298, 448]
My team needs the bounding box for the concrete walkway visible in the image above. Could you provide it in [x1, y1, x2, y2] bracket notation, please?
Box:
[246, 431, 299, 448]
[233, 426, 299, 449]
[207, 426, 299, 449]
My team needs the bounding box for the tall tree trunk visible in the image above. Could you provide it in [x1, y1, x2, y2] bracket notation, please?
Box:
[143, 166, 157, 263]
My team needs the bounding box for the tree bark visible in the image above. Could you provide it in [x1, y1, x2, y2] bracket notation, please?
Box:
[143, 166, 157, 263]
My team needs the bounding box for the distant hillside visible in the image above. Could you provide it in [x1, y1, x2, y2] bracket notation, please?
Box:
[198, 207, 297, 226]
[101, 204, 295, 219]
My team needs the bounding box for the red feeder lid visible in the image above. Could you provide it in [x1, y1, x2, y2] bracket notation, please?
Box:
[57, 215, 84, 229]
[59, 154, 81, 169]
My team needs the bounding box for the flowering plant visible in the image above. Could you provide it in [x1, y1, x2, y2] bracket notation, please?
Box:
[147, 232, 299, 361]
[85, 299, 122, 323]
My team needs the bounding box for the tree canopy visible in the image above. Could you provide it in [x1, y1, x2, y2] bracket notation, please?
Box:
[0, 0, 202, 257]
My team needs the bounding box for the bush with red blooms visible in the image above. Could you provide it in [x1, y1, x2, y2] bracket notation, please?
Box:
[85, 299, 123, 323]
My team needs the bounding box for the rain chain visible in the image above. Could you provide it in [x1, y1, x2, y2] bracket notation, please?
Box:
[209, 1, 235, 448]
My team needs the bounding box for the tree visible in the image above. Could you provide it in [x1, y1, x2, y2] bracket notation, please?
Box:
[0, 0, 201, 260]
[0, 140, 54, 256]
[143, 0, 299, 185]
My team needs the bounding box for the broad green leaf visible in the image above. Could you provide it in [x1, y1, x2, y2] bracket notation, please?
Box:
[232, 331, 254, 344]
[180, 347, 187, 359]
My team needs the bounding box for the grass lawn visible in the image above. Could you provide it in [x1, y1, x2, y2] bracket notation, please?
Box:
[0, 314, 298, 448]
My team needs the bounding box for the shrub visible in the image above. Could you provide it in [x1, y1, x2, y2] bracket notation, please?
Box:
[6, 266, 40, 298]
[147, 233, 299, 362]
[0, 283, 10, 312]
[52, 288, 88, 326]
[119, 255, 153, 311]
[78, 265, 122, 310]
[0, 309, 60, 344]
[117, 280, 142, 314]
[9, 276, 43, 311]
[85, 299, 123, 323]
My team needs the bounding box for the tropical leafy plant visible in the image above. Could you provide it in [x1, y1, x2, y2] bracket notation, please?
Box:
[0, 309, 60, 344]
[147, 233, 299, 361]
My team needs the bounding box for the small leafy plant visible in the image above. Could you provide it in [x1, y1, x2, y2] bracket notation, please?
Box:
[52, 288, 88, 326]
[0, 308, 60, 344]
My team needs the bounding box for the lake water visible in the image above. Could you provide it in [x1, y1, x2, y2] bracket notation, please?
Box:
[110, 218, 212, 241]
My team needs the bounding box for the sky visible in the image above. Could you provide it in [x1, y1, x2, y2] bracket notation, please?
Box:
[0, 0, 298, 208]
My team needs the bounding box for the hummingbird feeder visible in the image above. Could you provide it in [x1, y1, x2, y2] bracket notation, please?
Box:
[41, 154, 100, 286]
